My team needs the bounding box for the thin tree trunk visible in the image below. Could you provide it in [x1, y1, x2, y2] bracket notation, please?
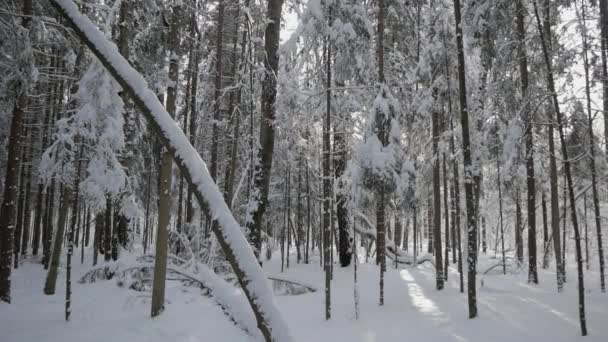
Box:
[323, 11, 333, 318]
[599, 0, 608, 153]
[443, 154, 450, 280]
[43, 186, 72, 295]
[533, 0, 587, 334]
[432, 100, 444, 290]
[453, 0, 477, 317]
[66, 144, 84, 321]
[542, 191, 550, 269]
[516, 189, 523, 264]
[579, 0, 605, 291]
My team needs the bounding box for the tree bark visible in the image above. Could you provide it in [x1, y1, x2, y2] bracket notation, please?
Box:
[533, 0, 587, 334]
[246, 0, 284, 261]
[453, 0, 477, 317]
[151, 3, 181, 317]
[579, 0, 605, 292]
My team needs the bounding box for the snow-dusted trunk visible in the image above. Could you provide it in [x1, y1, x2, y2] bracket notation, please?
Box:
[151, 3, 181, 318]
[186, 10, 200, 224]
[305, 164, 311, 264]
[541, 192, 550, 269]
[0, 100, 26, 302]
[432, 100, 444, 290]
[449, 117, 463, 293]
[246, 0, 284, 261]
[44, 186, 72, 295]
[496, 139, 506, 275]
[452, 0, 477, 318]
[47, 1, 292, 340]
[579, 1, 606, 292]
[533, 0, 587, 335]
[66, 144, 84, 321]
[516, 0, 538, 285]
[323, 16, 333, 318]
[443, 154, 449, 280]
[1, 1, 33, 299]
[335, 124, 351, 267]
[210, 0, 224, 184]
[600, 0, 608, 154]
[375, 0, 387, 307]
[223, 1, 244, 208]
[116, 0, 133, 250]
[538, 0, 564, 291]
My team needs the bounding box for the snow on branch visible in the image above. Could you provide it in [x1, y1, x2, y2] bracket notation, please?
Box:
[47, 1, 292, 341]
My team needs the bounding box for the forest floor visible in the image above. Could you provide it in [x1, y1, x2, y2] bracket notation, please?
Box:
[1, 249, 607, 342]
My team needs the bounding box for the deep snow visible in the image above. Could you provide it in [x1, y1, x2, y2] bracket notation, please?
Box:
[2, 248, 607, 342]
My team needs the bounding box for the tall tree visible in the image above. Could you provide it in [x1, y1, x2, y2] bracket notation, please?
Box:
[516, 0, 538, 284]
[0, 0, 33, 303]
[533, 0, 587, 335]
[151, 2, 182, 318]
[452, 0, 478, 318]
[246, 0, 284, 261]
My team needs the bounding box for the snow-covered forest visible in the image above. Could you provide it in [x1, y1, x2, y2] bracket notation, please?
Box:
[1, 0, 608, 340]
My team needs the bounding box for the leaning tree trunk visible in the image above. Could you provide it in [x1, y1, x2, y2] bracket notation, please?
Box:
[453, 0, 477, 318]
[49, 1, 293, 340]
[533, 0, 587, 335]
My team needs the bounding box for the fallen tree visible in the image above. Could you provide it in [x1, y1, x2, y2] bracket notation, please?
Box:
[47, 1, 291, 340]
[354, 211, 435, 266]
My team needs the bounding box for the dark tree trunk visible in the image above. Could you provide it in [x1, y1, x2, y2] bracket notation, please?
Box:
[335, 123, 350, 267]
[542, 191, 550, 269]
[432, 103, 444, 290]
[0, 101, 26, 302]
[516, 190, 524, 264]
[533, 0, 587, 334]
[453, 0, 477, 317]
[517, 0, 538, 284]
[246, 0, 284, 260]
[580, 0, 606, 292]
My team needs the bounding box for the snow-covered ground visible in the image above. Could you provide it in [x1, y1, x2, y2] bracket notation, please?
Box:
[2, 250, 607, 342]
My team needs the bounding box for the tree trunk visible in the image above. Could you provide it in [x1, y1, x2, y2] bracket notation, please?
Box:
[151, 3, 181, 317]
[533, 0, 587, 334]
[323, 10, 333, 318]
[580, 0, 606, 292]
[66, 144, 84, 321]
[516, 0, 538, 285]
[246, 0, 284, 261]
[453, 0, 477, 317]
[443, 153, 450, 280]
[43, 186, 72, 295]
[516, 189, 524, 264]
[599, 0, 608, 153]
[0, 100, 26, 302]
[335, 121, 351, 267]
[541, 191, 550, 269]
[432, 102, 444, 290]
